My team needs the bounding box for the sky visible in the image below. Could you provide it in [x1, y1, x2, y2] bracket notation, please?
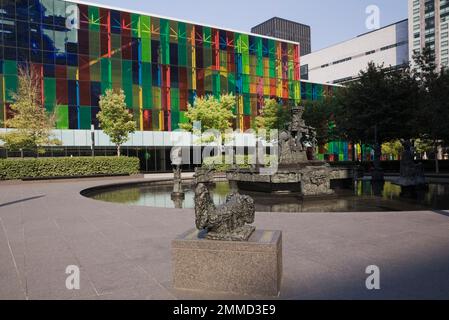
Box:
[87, 0, 408, 52]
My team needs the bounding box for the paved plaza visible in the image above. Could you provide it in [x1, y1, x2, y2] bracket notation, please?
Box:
[1, 174, 449, 300]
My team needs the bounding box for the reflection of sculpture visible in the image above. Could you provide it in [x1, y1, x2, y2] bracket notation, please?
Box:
[172, 165, 183, 195]
[194, 183, 256, 241]
[171, 146, 185, 202]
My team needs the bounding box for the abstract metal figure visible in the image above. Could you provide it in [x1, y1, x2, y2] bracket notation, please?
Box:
[194, 180, 256, 241]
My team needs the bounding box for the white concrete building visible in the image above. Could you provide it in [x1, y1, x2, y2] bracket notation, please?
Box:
[409, 0, 449, 69]
[301, 20, 409, 84]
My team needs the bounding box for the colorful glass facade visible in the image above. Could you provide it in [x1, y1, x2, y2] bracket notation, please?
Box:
[0, 0, 306, 132]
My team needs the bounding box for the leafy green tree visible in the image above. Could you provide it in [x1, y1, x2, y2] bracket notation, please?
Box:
[179, 94, 236, 134]
[382, 140, 404, 160]
[335, 62, 419, 176]
[0, 66, 61, 155]
[255, 98, 291, 132]
[97, 89, 136, 157]
[413, 47, 449, 172]
[303, 97, 340, 147]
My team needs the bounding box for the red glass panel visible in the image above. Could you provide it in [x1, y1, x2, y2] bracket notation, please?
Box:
[56, 80, 68, 105]
[79, 81, 91, 106]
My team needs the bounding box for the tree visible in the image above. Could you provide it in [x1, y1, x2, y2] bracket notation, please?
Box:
[335, 62, 419, 177]
[303, 97, 340, 147]
[0, 66, 61, 155]
[255, 98, 291, 132]
[97, 89, 136, 157]
[180, 94, 236, 134]
[413, 47, 449, 173]
[382, 140, 404, 160]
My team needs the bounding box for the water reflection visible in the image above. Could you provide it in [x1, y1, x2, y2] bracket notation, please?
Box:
[89, 181, 449, 213]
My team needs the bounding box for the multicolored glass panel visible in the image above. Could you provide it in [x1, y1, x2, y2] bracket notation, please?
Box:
[0, 0, 307, 131]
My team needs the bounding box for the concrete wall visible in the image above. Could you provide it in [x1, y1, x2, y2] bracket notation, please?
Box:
[301, 20, 409, 84]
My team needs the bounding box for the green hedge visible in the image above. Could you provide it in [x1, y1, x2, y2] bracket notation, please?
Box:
[0, 157, 140, 180]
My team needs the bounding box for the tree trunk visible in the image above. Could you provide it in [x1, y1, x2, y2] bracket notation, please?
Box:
[372, 143, 384, 181]
[117, 145, 121, 157]
[434, 141, 440, 174]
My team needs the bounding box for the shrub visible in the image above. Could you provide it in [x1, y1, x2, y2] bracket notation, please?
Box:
[202, 155, 277, 172]
[0, 157, 140, 180]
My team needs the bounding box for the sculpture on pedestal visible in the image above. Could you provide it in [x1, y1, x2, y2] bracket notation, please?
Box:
[396, 140, 426, 187]
[279, 106, 317, 165]
[193, 170, 256, 241]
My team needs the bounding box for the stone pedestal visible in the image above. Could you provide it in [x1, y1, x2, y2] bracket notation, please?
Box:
[172, 229, 282, 297]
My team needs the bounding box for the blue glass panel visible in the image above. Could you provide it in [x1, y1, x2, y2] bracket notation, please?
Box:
[68, 105, 78, 129]
[151, 40, 160, 64]
[29, 0, 42, 24]
[171, 66, 179, 88]
[262, 38, 269, 57]
[90, 82, 101, 107]
[111, 10, 121, 34]
[68, 80, 78, 105]
[44, 63, 55, 77]
[2, 0, 16, 20]
[169, 43, 178, 66]
[219, 30, 227, 50]
[15, 0, 29, 21]
[152, 64, 160, 86]
[17, 21, 30, 49]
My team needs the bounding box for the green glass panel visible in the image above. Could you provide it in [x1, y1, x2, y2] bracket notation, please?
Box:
[122, 82, 133, 108]
[178, 43, 187, 67]
[268, 40, 276, 59]
[88, 6, 100, 31]
[212, 72, 220, 98]
[121, 60, 132, 84]
[4, 75, 17, 102]
[203, 27, 211, 48]
[44, 78, 56, 106]
[256, 38, 263, 77]
[242, 74, 249, 94]
[243, 94, 250, 115]
[316, 84, 324, 99]
[152, 87, 161, 110]
[142, 88, 152, 109]
[269, 57, 276, 78]
[79, 106, 91, 129]
[152, 110, 160, 130]
[4, 60, 17, 75]
[170, 88, 179, 112]
[132, 85, 139, 108]
[306, 83, 312, 100]
[160, 19, 170, 65]
[178, 22, 186, 39]
[131, 14, 140, 38]
[101, 58, 111, 85]
[56, 105, 69, 129]
[89, 31, 100, 58]
[142, 62, 152, 86]
[142, 37, 151, 62]
[171, 111, 180, 130]
[235, 33, 242, 54]
[140, 16, 151, 37]
[228, 73, 235, 92]
[179, 111, 188, 124]
[0, 77, 3, 104]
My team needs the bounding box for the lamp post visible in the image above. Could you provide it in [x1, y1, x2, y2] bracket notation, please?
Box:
[91, 124, 95, 157]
